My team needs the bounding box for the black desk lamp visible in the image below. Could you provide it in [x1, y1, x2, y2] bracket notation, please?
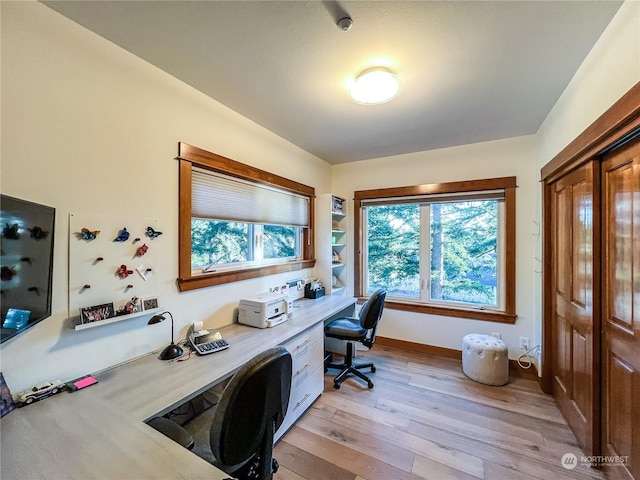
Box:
[147, 311, 183, 360]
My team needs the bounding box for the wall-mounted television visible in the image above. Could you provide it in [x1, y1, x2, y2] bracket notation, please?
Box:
[1, 195, 55, 344]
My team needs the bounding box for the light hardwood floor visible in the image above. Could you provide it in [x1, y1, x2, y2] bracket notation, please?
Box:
[273, 345, 604, 480]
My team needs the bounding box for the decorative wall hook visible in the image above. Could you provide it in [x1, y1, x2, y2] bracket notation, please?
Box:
[82, 284, 92, 289]
[133, 237, 141, 243]
[95, 257, 104, 262]
[28, 287, 40, 295]
[117, 264, 134, 278]
[126, 284, 134, 289]
[114, 227, 130, 242]
[136, 244, 148, 257]
[146, 268, 153, 273]
[1, 266, 17, 281]
[3, 223, 20, 240]
[28, 226, 49, 240]
[20, 257, 32, 264]
[80, 228, 100, 240]
[145, 226, 163, 239]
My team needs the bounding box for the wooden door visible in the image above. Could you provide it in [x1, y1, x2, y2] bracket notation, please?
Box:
[601, 138, 640, 480]
[551, 161, 599, 456]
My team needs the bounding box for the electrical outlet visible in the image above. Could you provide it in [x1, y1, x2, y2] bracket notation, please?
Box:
[491, 332, 501, 339]
[519, 337, 530, 350]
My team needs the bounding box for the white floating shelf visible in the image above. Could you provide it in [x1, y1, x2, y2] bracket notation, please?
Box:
[74, 308, 160, 331]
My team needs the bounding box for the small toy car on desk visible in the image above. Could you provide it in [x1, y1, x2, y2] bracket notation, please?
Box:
[14, 380, 65, 406]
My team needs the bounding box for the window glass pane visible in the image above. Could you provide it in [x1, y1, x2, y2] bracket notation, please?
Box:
[263, 225, 298, 259]
[191, 219, 250, 268]
[429, 200, 498, 306]
[365, 204, 420, 298]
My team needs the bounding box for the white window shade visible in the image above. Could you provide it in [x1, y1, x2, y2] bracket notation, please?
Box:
[192, 167, 310, 227]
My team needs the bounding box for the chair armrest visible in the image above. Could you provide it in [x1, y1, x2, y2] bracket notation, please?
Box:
[147, 417, 194, 450]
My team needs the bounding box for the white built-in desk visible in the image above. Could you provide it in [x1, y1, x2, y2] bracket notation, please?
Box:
[0, 295, 356, 479]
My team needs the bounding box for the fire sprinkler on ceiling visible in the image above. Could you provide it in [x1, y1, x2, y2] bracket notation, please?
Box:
[337, 17, 353, 31]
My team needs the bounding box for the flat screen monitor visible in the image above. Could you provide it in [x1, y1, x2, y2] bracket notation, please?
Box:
[1, 195, 55, 344]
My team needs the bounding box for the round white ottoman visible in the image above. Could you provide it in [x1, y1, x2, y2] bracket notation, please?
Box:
[462, 334, 509, 386]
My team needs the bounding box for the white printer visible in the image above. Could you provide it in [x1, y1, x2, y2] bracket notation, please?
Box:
[238, 292, 292, 328]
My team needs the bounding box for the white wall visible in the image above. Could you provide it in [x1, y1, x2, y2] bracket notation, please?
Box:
[332, 135, 540, 361]
[532, 0, 640, 370]
[537, 0, 640, 165]
[0, 1, 331, 391]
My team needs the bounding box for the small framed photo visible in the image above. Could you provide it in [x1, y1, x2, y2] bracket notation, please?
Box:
[79, 302, 115, 324]
[140, 296, 159, 311]
[332, 196, 344, 215]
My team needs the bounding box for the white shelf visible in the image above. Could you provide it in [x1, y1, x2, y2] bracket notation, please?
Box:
[320, 194, 348, 297]
[74, 308, 160, 331]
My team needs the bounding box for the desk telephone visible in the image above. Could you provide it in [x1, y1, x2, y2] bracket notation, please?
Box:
[187, 323, 229, 355]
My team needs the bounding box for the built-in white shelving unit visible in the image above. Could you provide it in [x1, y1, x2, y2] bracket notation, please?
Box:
[317, 194, 347, 296]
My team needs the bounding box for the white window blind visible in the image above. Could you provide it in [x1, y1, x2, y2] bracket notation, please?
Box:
[192, 167, 310, 227]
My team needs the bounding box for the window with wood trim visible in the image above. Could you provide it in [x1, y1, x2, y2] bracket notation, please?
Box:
[177, 143, 315, 292]
[354, 177, 517, 323]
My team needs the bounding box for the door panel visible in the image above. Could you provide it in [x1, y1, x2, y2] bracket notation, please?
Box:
[602, 139, 640, 480]
[571, 327, 589, 423]
[551, 161, 597, 456]
[572, 180, 591, 308]
[554, 313, 570, 395]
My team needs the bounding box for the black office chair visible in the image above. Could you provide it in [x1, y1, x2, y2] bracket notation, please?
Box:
[210, 346, 292, 480]
[149, 347, 292, 480]
[324, 288, 386, 389]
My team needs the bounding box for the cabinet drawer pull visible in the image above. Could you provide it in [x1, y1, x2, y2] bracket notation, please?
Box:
[296, 364, 310, 376]
[296, 339, 310, 350]
[295, 393, 311, 408]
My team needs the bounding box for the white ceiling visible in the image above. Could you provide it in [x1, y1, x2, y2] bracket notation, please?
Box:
[42, 1, 622, 164]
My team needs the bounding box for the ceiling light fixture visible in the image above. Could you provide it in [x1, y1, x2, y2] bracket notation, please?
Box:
[349, 67, 401, 105]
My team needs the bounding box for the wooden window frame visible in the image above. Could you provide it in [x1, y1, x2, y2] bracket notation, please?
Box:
[176, 142, 315, 292]
[354, 176, 517, 323]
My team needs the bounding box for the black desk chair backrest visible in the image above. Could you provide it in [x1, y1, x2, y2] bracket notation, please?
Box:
[325, 288, 386, 389]
[210, 346, 292, 480]
[358, 288, 386, 348]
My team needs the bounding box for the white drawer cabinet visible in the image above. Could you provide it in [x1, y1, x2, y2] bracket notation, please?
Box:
[291, 338, 323, 390]
[275, 323, 324, 440]
[277, 367, 323, 438]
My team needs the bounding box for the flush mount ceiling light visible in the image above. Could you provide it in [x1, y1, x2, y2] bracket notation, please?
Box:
[349, 67, 401, 105]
